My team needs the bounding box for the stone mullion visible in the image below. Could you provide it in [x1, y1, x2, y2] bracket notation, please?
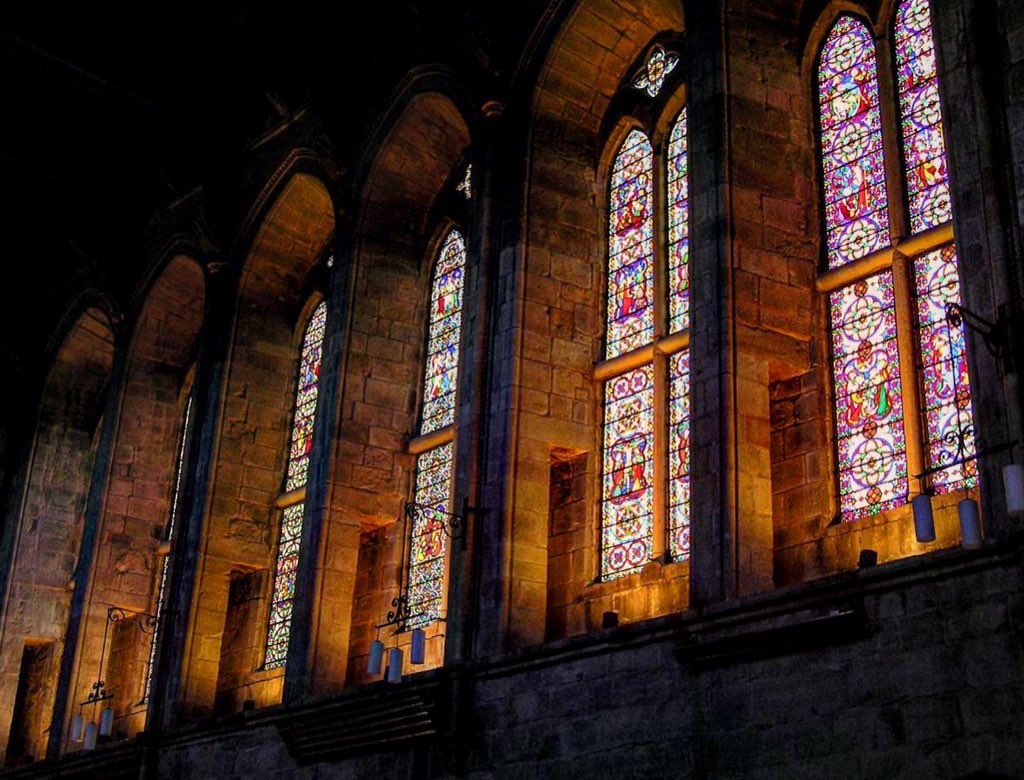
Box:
[891, 252, 927, 499]
[46, 333, 128, 759]
[651, 141, 669, 561]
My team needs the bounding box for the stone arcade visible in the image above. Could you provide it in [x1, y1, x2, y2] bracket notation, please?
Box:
[0, 0, 1022, 776]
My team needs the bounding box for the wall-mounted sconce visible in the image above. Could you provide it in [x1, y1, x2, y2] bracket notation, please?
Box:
[403, 497, 486, 550]
[70, 606, 156, 749]
[366, 595, 430, 684]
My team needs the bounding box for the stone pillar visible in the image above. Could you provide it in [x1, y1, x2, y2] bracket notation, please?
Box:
[444, 100, 502, 667]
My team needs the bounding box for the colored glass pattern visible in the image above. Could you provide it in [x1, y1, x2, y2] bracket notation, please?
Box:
[668, 351, 691, 561]
[914, 245, 976, 492]
[818, 16, 891, 269]
[421, 230, 466, 434]
[667, 108, 690, 334]
[830, 272, 908, 519]
[265, 301, 328, 668]
[408, 443, 453, 627]
[601, 365, 655, 580]
[143, 394, 192, 703]
[895, 0, 951, 233]
[607, 130, 654, 359]
[285, 302, 327, 491]
[632, 45, 679, 98]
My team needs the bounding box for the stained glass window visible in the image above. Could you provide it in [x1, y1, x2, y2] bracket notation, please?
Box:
[143, 394, 192, 703]
[667, 109, 690, 334]
[914, 245, 976, 492]
[818, 16, 891, 269]
[407, 444, 453, 627]
[599, 107, 690, 579]
[668, 351, 691, 560]
[601, 365, 655, 579]
[421, 230, 466, 434]
[405, 228, 467, 629]
[265, 300, 327, 669]
[830, 272, 908, 519]
[895, 0, 950, 233]
[632, 45, 679, 98]
[607, 130, 654, 359]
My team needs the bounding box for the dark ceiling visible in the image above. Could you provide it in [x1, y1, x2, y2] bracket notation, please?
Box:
[0, 0, 547, 395]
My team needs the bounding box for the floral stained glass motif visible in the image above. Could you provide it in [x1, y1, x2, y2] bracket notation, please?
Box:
[830, 272, 909, 519]
[408, 443, 453, 627]
[421, 230, 466, 434]
[667, 109, 690, 334]
[818, 16, 892, 269]
[632, 45, 680, 98]
[265, 301, 328, 669]
[668, 352, 691, 560]
[607, 130, 654, 359]
[601, 365, 655, 579]
[143, 394, 192, 703]
[914, 245, 976, 493]
[895, 0, 951, 233]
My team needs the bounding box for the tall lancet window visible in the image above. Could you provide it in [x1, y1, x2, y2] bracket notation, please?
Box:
[599, 110, 691, 581]
[407, 229, 466, 627]
[143, 392, 193, 702]
[264, 301, 328, 668]
[816, 4, 975, 524]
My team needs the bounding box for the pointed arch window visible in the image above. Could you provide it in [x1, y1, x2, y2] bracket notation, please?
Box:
[406, 229, 466, 626]
[816, 3, 975, 524]
[598, 108, 691, 581]
[263, 300, 328, 668]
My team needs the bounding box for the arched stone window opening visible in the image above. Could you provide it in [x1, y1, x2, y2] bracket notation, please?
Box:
[0, 307, 115, 764]
[178, 172, 335, 719]
[814, 3, 975, 557]
[343, 90, 471, 685]
[263, 300, 327, 669]
[64, 256, 204, 746]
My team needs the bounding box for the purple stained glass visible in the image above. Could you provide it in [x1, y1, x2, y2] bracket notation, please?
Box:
[668, 351, 691, 561]
[408, 443, 453, 627]
[265, 301, 328, 668]
[818, 16, 892, 269]
[913, 245, 976, 492]
[601, 365, 654, 579]
[607, 130, 654, 359]
[895, 0, 952, 233]
[830, 272, 909, 519]
[667, 108, 690, 334]
[421, 230, 466, 434]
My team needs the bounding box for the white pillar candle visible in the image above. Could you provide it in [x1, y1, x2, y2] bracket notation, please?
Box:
[386, 647, 403, 684]
[1003, 464, 1024, 516]
[410, 628, 426, 665]
[367, 639, 385, 675]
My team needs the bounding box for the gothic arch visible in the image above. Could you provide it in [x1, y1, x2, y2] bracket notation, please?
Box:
[182, 172, 335, 717]
[0, 305, 115, 762]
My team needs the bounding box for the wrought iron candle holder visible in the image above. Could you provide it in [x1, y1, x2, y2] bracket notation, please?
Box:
[70, 606, 157, 748]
